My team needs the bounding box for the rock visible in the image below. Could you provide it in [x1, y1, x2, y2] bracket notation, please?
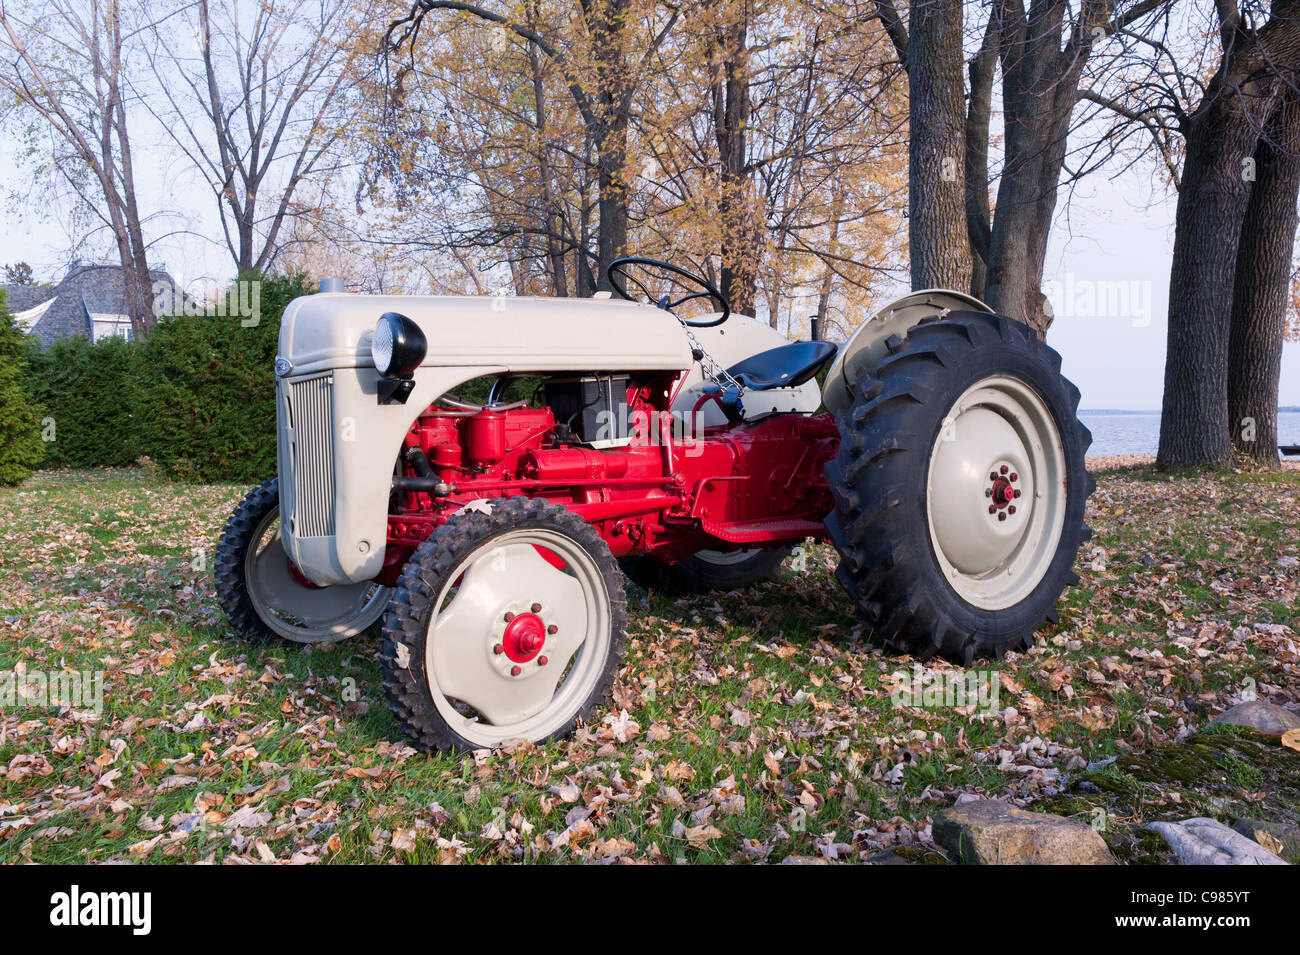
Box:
[864, 846, 950, 865]
[933, 799, 1115, 865]
[1209, 702, 1300, 735]
[1231, 819, 1300, 864]
[863, 849, 914, 865]
[1146, 817, 1288, 865]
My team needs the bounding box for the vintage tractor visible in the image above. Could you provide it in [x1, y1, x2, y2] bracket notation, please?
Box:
[215, 258, 1092, 751]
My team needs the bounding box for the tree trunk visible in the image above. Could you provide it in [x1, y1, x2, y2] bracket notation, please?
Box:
[109, 50, 156, 336]
[1157, 2, 1300, 469]
[906, 0, 970, 291]
[590, 0, 632, 292]
[595, 123, 629, 292]
[713, 14, 757, 316]
[980, 1, 1101, 334]
[965, 15, 998, 302]
[1228, 90, 1300, 466]
[529, 44, 569, 297]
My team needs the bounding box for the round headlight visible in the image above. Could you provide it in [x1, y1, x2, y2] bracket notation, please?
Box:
[371, 319, 393, 375]
[371, 312, 427, 379]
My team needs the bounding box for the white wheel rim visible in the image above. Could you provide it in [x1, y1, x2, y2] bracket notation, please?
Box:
[244, 508, 390, 643]
[925, 375, 1067, 611]
[423, 529, 611, 747]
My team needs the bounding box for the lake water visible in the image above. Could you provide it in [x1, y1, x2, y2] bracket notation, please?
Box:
[1080, 412, 1300, 457]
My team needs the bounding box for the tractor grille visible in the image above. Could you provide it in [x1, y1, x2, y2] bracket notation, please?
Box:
[278, 374, 336, 538]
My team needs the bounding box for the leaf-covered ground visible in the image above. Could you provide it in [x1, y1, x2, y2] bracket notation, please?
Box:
[0, 461, 1297, 863]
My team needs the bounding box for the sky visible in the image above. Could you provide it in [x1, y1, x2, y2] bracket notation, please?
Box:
[1, 134, 1297, 412]
[1040, 168, 1300, 411]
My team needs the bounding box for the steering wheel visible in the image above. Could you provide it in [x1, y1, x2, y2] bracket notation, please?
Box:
[606, 256, 730, 328]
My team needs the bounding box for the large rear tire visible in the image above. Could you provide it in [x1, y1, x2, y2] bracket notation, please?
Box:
[619, 547, 792, 595]
[825, 311, 1093, 662]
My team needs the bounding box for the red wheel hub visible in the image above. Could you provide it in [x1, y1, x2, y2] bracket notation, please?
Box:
[502, 612, 547, 663]
[990, 477, 1014, 506]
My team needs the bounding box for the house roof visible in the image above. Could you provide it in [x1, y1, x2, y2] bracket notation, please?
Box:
[12, 297, 55, 332]
[2, 263, 178, 346]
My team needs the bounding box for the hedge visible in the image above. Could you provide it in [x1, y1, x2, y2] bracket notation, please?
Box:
[26, 334, 143, 468]
[0, 295, 44, 485]
[130, 274, 311, 483]
[19, 272, 313, 484]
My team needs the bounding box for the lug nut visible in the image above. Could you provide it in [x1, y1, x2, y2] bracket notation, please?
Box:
[988, 505, 996, 514]
[1014, 489, 1022, 498]
[989, 472, 998, 481]
[493, 643, 503, 655]
[998, 512, 1007, 522]
[985, 488, 993, 497]
[1010, 472, 1018, 482]
[510, 665, 522, 677]
[547, 624, 558, 634]
[531, 602, 542, 613]
[538, 656, 548, 666]
[1008, 505, 1016, 515]
[504, 612, 515, 623]
[1000, 465, 1008, 474]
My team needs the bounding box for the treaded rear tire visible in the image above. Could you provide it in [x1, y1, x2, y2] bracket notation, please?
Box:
[824, 311, 1094, 662]
[619, 547, 793, 595]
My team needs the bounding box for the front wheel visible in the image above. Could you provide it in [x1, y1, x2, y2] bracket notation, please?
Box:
[380, 497, 627, 751]
[214, 477, 391, 644]
[825, 311, 1094, 662]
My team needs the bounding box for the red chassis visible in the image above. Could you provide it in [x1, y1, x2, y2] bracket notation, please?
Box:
[377, 372, 839, 586]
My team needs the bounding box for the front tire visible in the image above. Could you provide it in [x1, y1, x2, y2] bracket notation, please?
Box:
[214, 477, 391, 644]
[825, 311, 1093, 662]
[380, 497, 627, 752]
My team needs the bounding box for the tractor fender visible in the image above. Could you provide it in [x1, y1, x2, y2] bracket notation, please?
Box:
[821, 288, 993, 413]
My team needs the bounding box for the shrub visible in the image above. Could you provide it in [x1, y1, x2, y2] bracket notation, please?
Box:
[0, 295, 45, 485]
[25, 334, 143, 468]
[130, 273, 312, 483]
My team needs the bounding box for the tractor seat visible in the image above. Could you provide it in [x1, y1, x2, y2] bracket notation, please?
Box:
[724, 340, 838, 392]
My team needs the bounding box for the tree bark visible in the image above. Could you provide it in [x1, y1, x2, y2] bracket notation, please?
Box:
[1158, 2, 1300, 469]
[906, 0, 970, 291]
[529, 43, 569, 297]
[982, 2, 1094, 332]
[965, 14, 998, 302]
[588, 0, 633, 291]
[1228, 89, 1300, 466]
[713, 13, 758, 315]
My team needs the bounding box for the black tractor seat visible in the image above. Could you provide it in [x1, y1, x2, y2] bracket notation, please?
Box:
[724, 340, 838, 392]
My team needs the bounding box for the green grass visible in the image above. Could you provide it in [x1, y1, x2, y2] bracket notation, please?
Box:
[0, 463, 1297, 863]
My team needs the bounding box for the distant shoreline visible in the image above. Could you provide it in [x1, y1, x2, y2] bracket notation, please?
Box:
[1082, 408, 1300, 415]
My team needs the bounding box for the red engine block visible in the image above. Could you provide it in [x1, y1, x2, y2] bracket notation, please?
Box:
[379, 385, 839, 586]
